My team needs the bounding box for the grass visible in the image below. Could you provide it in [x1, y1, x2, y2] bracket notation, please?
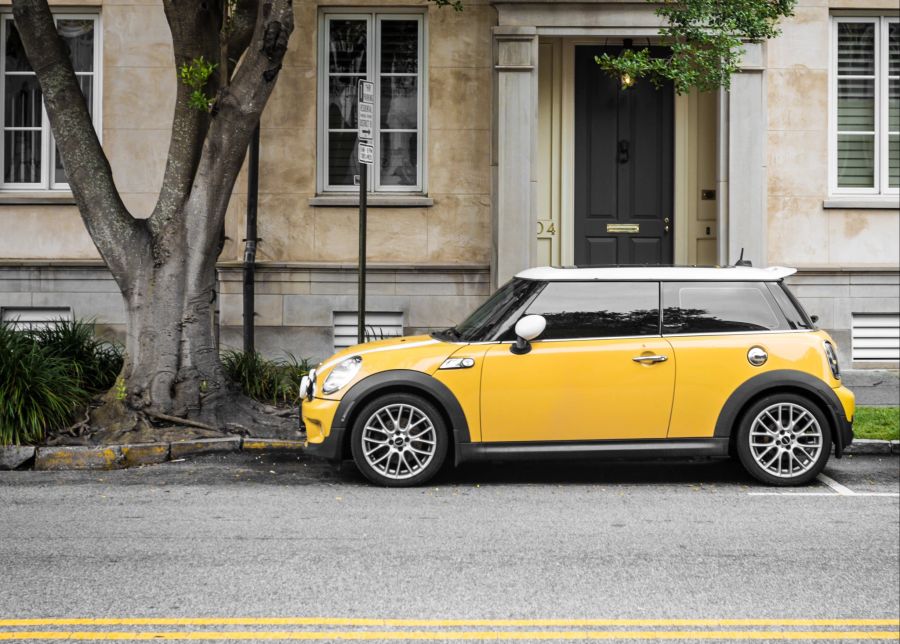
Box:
[853, 406, 900, 441]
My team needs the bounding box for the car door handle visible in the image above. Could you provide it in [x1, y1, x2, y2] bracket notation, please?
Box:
[632, 355, 668, 364]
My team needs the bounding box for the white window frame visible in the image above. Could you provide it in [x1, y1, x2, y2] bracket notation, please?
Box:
[317, 9, 426, 194]
[0, 11, 102, 192]
[829, 15, 899, 198]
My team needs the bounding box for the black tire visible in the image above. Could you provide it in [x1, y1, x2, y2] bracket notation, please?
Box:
[350, 393, 449, 487]
[735, 393, 832, 487]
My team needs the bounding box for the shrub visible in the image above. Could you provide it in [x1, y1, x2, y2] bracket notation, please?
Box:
[0, 323, 89, 445]
[221, 349, 312, 406]
[29, 320, 123, 393]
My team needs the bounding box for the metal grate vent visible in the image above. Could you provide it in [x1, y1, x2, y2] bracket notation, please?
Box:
[333, 311, 403, 351]
[851, 313, 900, 362]
[1, 307, 74, 331]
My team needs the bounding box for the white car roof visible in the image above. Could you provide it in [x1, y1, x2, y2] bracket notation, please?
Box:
[515, 266, 797, 282]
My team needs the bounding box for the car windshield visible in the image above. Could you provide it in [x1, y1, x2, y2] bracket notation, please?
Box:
[434, 278, 544, 342]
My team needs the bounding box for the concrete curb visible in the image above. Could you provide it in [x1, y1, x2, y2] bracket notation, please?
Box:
[170, 436, 241, 459]
[843, 438, 898, 456]
[0, 446, 36, 471]
[0, 437, 306, 472]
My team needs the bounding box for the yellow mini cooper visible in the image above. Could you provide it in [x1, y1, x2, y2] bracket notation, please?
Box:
[300, 266, 855, 487]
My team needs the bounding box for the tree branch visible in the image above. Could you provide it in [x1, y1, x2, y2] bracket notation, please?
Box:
[227, 0, 260, 71]
[185, 0, 294, 241]
[150, 1, 221, 237]
[11, 0, 141, 287]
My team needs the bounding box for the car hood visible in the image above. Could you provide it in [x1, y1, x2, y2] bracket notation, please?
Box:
[317, 334, 460, 377]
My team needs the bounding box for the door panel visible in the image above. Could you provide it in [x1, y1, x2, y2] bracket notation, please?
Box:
[480, 339, 675, 442]
[574, 45, 674, 266]
[585, 237, 617, 265]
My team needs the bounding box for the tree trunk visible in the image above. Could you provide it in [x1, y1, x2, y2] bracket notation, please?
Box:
[12, 0, 296, 442]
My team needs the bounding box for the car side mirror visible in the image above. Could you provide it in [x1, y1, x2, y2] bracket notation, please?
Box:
[511, 315, 546, 355]
[810, 315, 819, 324]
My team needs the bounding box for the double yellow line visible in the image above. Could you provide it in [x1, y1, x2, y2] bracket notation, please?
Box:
[0, 618, 897, 641]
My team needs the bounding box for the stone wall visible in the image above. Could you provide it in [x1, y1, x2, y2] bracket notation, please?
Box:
[765, 0, 900, 270]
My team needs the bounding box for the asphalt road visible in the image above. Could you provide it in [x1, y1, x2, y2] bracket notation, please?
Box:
[1, 452, 898, 642]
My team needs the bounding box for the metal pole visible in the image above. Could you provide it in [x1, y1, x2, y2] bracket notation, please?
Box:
[243, 125, 260, 354]
[357, 169, 367, 345]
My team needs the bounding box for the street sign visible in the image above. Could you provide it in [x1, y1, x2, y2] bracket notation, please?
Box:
[359, 80, 375, 104]
[356, 79, 376, 344]
[358, 101, 374, 140]
[358, 142, 374, 165]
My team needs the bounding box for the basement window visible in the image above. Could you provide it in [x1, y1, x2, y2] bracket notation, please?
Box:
[1, 307, 73, 330]
[333, 310, 403, 351]
[851, 313, 900, 362]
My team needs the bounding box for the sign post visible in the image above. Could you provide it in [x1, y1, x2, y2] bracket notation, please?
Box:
[357, 80, 375, 345]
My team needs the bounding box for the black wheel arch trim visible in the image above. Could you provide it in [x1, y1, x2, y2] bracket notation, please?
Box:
[714, 369, 853, 457]
[328, 369, 471, 463]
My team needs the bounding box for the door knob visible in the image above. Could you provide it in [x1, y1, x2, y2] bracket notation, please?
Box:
[664, 217, 670, 233]
[633, 355, 668, 364]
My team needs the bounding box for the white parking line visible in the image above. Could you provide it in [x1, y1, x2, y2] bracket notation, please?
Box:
[746, 474, 900, 497]
[748, 492, 900, 497]
[816, 473, 856, 496]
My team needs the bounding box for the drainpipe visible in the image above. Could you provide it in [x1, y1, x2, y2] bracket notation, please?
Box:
[243, 125, 260, 354]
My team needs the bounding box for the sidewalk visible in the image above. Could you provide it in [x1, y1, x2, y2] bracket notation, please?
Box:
[843, 369, 900, 407]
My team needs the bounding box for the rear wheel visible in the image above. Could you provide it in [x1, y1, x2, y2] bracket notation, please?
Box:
[350, 393, 449, 487]
[736, 393, 832, 486]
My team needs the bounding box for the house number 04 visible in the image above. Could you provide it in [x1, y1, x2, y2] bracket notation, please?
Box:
[537, 221, 557, 235]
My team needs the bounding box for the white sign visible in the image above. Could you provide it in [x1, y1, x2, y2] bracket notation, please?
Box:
[359, 80, 375, 104]
[358, 142, 374, 165]
[358, 101, 374, 140]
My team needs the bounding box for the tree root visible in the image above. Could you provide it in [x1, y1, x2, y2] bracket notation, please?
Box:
[145, 410, 218, 432]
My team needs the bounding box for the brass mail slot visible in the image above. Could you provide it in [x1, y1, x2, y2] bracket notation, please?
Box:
[606, 224, 640, 233]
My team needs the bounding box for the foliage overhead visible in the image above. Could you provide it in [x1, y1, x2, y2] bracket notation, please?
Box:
[595, 0, 796, 94]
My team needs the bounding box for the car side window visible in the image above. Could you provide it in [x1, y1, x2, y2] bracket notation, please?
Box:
[662, 282, 787, 334]
[510, 281, 660, 340]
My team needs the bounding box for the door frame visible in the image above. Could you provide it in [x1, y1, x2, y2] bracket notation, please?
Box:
[558, 37, 691, 266]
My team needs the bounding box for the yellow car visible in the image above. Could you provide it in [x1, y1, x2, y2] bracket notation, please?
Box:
[300, 266, 855, 487]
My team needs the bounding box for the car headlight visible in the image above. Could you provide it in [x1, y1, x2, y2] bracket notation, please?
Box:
[322, 356, 362, 395]
[824, 341, 841, 380]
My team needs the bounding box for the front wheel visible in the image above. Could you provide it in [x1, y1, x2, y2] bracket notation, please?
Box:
[350, 393, 449, 487]
[736, 393, 832, 486]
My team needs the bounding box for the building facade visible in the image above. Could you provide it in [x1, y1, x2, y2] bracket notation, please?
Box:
[0, 0, 898, 367]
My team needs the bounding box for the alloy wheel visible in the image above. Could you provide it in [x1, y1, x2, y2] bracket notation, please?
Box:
[749, 402, 824, 479]
[361, 403, 437, 480]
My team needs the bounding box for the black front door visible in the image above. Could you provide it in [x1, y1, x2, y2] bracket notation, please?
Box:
[574, 46, 674, 266]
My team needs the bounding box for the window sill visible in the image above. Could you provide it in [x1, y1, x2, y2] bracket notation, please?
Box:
[823, 198, 899, 210]
[0, 191, 76, 206]
[309, 194, 434, 208]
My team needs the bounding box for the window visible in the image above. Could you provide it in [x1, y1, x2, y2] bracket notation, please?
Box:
[830, 16, 898, 196]
[333, 311, 403, 351]
[1, 307, 73, 330]
[450, 278, 543, 342]
[1, 13, 100, 191]
[319, 12, 424, 193]
[512, 282, 660, 340]
[851, 313, 900, 362]
[662, 282, 787, 335]
[766, 283, 814, 330]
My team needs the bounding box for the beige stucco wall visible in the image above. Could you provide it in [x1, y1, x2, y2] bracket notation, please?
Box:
[765, 0, 900, 270]
[0, 0, 496, 268]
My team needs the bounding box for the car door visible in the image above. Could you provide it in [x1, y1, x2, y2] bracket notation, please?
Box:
[479, 281, 675, 442]
[662, 281, 796, 438]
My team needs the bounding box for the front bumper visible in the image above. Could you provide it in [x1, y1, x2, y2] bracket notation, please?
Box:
[833, 384, 855, 457]
[301, 396, 344, 461]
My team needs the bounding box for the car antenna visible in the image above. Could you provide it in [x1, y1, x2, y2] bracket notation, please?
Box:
[735, 248, 752, 267]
